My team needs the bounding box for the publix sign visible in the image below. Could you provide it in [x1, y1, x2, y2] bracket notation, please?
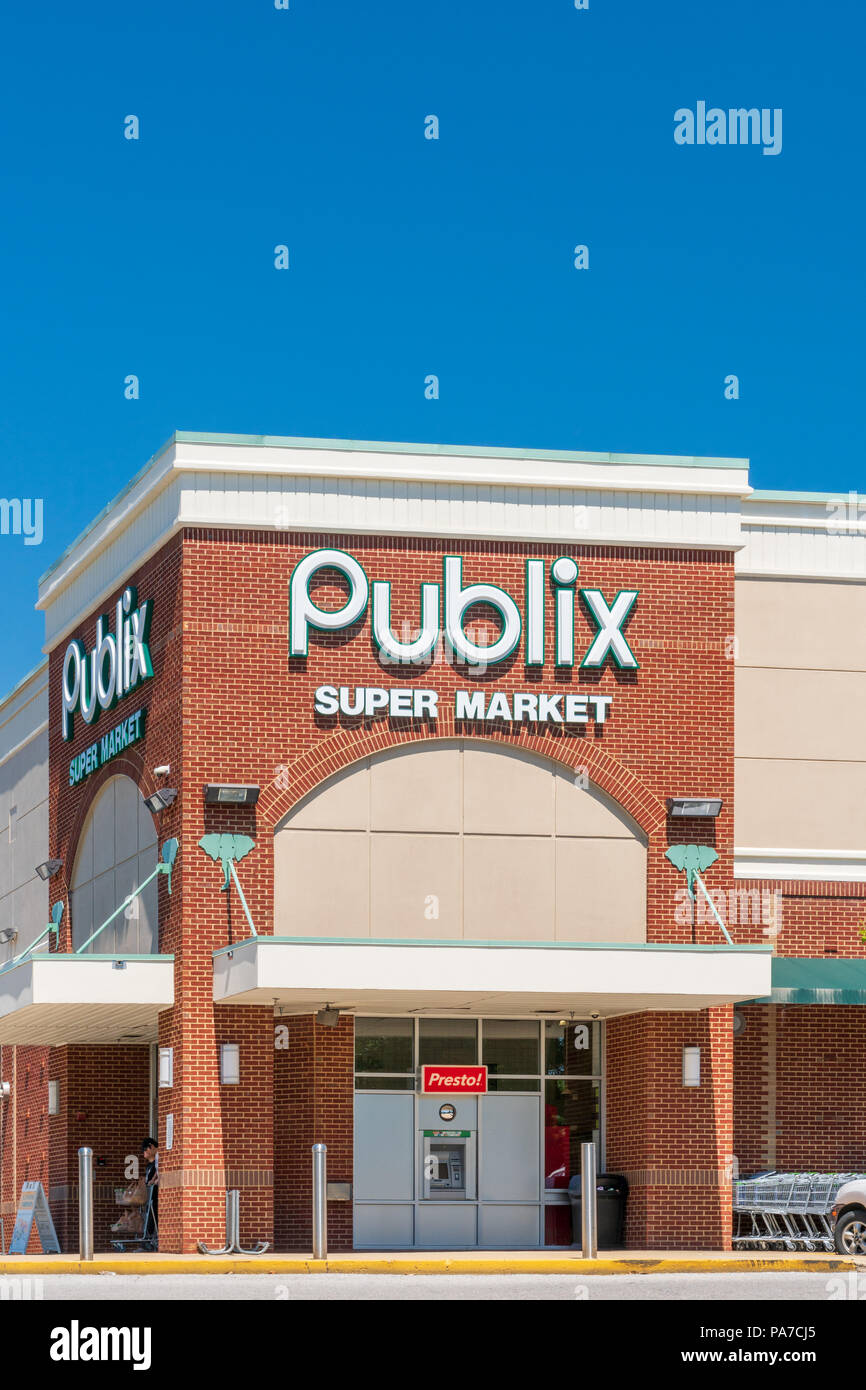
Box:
[62, 587, 153, 786]
[289, 549, 639, 669]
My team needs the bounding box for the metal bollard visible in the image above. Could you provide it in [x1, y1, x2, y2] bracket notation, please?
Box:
[580, 1141, 598, 1259]
[225, 1189, 239, 1248]
[312, 1143, 327, 1259]
[78, 1146, 94, 1261]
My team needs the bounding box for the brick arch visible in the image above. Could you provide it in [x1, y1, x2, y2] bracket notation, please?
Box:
[258, 723, 667, 837]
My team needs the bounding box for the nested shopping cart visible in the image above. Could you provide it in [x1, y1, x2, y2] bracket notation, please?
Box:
[733, 1171, 865, 1251]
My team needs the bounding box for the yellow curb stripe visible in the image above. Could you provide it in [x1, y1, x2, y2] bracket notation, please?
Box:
[0, 1257, 859, 1276]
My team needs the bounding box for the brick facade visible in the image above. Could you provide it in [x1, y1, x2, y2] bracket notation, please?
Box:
[734, 1004, 866, 1175]
[1, 523, 861, 1251]
[275, 1014, 354, 1252]
[0, 1042, 149, 1251]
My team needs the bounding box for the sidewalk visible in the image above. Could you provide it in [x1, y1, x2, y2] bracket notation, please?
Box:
[1, 1248, 863, 1275]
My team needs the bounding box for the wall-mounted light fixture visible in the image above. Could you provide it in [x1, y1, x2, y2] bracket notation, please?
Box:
[682, 1045, 701, 1088]
[35, 859, 63, 881]
[144, 788, 178, 815]
[666, 798, 723, 819]
[158, 1047, 173, 1089]
[316, 1007, 341, 1028]
[220, 1043, 240, 1084]
[48, 1080, 60, 1115]
[204, 784, 260, 806]
[0, 927, 18, 945]
[0, 1081, 11, 1100]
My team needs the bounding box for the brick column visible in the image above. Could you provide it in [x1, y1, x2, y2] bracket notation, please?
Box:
[606, 1006, 734, 1251]
[275, 1013, 353, 1251]
[157, 1002, 274, 1252]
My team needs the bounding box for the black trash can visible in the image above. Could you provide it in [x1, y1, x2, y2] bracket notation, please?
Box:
[568, 1173, 629, 1248]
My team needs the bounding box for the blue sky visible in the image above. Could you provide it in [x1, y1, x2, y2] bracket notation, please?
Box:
[1, 0, 863, 693]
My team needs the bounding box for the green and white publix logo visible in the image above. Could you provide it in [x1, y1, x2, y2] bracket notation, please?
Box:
[290, 549, 639, 727]
[62, 587, 153, 742]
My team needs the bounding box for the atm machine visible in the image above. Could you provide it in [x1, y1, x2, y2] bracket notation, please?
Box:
[422, 1130, 477, 1200]
[417, 1097, 478, 1245]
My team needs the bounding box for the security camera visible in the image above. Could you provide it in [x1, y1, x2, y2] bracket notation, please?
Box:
[591, 1011, 600, 1020]
[154, 764, 171, 777]
[0, 927, 18, 945]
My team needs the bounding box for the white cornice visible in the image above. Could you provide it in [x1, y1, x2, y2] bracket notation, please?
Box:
[36, 435, 757, 650]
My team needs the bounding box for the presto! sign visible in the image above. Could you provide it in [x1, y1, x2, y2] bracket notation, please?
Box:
[422, 1065, 488, 1094]
[61, 586, 153, 741]
[289, 549, 639, 670]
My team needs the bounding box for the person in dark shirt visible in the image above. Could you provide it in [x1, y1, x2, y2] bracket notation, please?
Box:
[142, 1136, 159, 1241]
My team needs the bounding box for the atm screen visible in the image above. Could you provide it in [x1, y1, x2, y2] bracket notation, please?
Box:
[429, 1143, 464, 1190]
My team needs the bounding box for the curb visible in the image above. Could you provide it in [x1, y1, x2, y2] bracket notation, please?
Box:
[0, 1256, 859, 1276]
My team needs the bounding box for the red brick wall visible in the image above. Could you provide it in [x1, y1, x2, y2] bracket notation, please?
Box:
[0, 1044, 51, 1250]
[275, 1013, 354, 1252]
[0, 1043, 149, 1252]
[734, 1004, 866, 1176]
[606, 1007, 734, 1250]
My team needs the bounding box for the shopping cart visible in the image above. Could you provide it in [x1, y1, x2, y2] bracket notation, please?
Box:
[733, 1171, 866, 1251]
[109, 1183, 158, 1253]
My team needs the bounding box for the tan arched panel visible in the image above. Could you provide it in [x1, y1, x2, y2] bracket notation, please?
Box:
[70, 775, 158, 954]
[274, 741, 647, 943]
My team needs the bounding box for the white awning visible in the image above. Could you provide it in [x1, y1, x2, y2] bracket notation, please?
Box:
[0, 954, 174, 1045]
[213, 937, 772, 1017]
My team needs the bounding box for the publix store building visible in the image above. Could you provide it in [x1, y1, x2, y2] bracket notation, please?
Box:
[1, 432, 865, 1253]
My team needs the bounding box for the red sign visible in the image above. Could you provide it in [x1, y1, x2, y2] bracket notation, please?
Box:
[422, 1065, 487, 1095]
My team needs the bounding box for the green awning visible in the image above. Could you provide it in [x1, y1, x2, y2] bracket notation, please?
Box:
[752, 957, 866, 1006]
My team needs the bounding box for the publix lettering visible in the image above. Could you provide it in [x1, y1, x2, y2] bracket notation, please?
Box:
[62, 587, 153, 740]
[290, 549, 639, 669]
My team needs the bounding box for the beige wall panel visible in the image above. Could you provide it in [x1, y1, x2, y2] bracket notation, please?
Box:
[463, 836, 555, 939]
[463, 745, 554, 836]
[371, 744, 461, 833]
[736, 667, 866, 761]
[273, 829, 369, 936]
[370, 833, 462, 938]
[735, 578, 866, 671]
[735, 758, 866, 850]
[554, 770, 644, 839]
[555, 838, 647, 942]
[114, 774, 141, 864]
[286, 762, 370, 830]
[274, 741, 649, 945]
[10, 803, 48, 894]
[92, 780, 116, 877]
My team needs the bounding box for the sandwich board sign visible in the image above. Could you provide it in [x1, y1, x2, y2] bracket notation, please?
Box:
[9, 1181, 60, 1254]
